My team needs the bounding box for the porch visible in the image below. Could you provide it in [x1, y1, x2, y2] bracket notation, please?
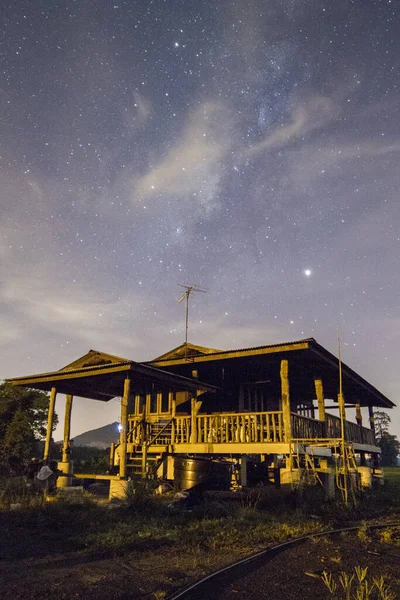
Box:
[125, 409, 376, 455]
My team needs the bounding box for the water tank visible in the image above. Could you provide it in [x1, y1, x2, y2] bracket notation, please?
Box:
[174, 456, 231, 491]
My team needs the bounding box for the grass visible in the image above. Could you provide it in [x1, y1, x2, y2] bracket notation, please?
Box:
[383, 467, 400, 497]
[70, 500, 325, 556]
[0, 482, 327, 560]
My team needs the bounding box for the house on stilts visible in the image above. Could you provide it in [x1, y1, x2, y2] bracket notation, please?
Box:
[6, 338, 395, 499]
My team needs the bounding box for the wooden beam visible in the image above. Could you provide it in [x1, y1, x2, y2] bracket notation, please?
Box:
[119, 377, 130, 479]
[62, 394, 73, 463]
[43, 387, 57, 462]
[280, 360, 292, 442]
[315, 379, 326, 422]
[166, 442, 291, 454]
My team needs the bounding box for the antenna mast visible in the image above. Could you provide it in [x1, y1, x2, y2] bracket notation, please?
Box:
[177, 284, 207, 360]
[337, 324, 349, 505]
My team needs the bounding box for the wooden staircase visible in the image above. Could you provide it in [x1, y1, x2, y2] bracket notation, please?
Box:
[126, 418, 173, 477]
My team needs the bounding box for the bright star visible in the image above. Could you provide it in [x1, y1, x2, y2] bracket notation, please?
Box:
[304, 269, 312, 277]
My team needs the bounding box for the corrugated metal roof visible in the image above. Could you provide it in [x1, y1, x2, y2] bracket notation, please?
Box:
[6, 359, 218, 397]
[6, 360, 134, 381]
[150, 338, 314, 362]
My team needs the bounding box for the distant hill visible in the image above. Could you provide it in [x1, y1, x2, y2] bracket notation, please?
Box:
[70, 422, 120, 449]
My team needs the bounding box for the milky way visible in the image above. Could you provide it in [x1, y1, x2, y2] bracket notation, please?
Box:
[1, 1, 399, 437]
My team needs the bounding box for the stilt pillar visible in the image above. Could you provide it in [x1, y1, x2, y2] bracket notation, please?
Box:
[43, 387, 57, 463]
[280, 360, 292, 443]
[57, 394, 74, 488]
[315, 379, 326, 422]
[119, 377, 130, 480]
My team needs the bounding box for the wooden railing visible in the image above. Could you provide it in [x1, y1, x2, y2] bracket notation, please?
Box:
[127, 417, 173, 446]
[127, 417, 143, 444]
[291, 413, 326, 439]
[326, 414, 342, 439]
[326, 414, 375, 446]
[175, 411, 285, 444]
[128, 411, 376, 447]
[175, 415, 191, 444]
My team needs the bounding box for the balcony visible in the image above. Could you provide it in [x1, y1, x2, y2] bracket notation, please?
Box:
[127, 410, 376, 449]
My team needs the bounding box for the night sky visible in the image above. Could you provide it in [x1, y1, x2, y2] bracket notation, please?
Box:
[1, 0, 399, 439]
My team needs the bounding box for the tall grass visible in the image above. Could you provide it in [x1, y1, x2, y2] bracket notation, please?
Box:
[321, 566, 395, 600]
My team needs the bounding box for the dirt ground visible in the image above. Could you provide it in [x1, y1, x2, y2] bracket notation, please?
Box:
[0, 506, 248, 600]
[1, 483, 400, 600]
[183, 528, 400, 600]
[1, 512, 400, 600]
[0, 545, 247, 600]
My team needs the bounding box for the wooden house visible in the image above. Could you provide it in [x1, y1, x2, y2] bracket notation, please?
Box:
[6, 338, 394, 497]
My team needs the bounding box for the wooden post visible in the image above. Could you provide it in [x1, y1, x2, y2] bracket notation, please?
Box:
[109, 442, 115, 470]
[62, 394, 73, 463]
[355, 403, 363, 443]
[119, 377, 130, 480]
[355, 403, 362, 427]
[171, 392, 176, 445]
[141, 437, 148, 478]
[43, 387, 57, 463]
[190, 397, 197, 443]
[280, 360, 292, 443]
[315, 379, 325, 422]
[368, 405, 375, 435]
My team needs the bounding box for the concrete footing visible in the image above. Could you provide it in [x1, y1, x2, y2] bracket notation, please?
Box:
[109, 479, 131, 501]
[358, 466, 373, 488]
[57, 460, 73, 488]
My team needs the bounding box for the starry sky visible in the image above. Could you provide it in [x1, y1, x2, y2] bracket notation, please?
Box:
[1, 0, 399, 440]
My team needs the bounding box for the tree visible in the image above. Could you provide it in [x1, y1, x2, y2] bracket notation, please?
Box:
[374, 411, 391, 440]
[0, 383, 58, 464]
[374, 410, 400, 467]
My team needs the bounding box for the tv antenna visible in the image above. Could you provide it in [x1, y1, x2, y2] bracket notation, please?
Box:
[177, 284, 207, 359]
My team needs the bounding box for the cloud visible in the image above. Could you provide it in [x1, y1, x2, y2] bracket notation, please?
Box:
[0, 272, 141, 354]
[0, 316, 23, 346]
[283, 138, 400, 191]
[133, 102, 233, 214]
[243, 95, 336, 159]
